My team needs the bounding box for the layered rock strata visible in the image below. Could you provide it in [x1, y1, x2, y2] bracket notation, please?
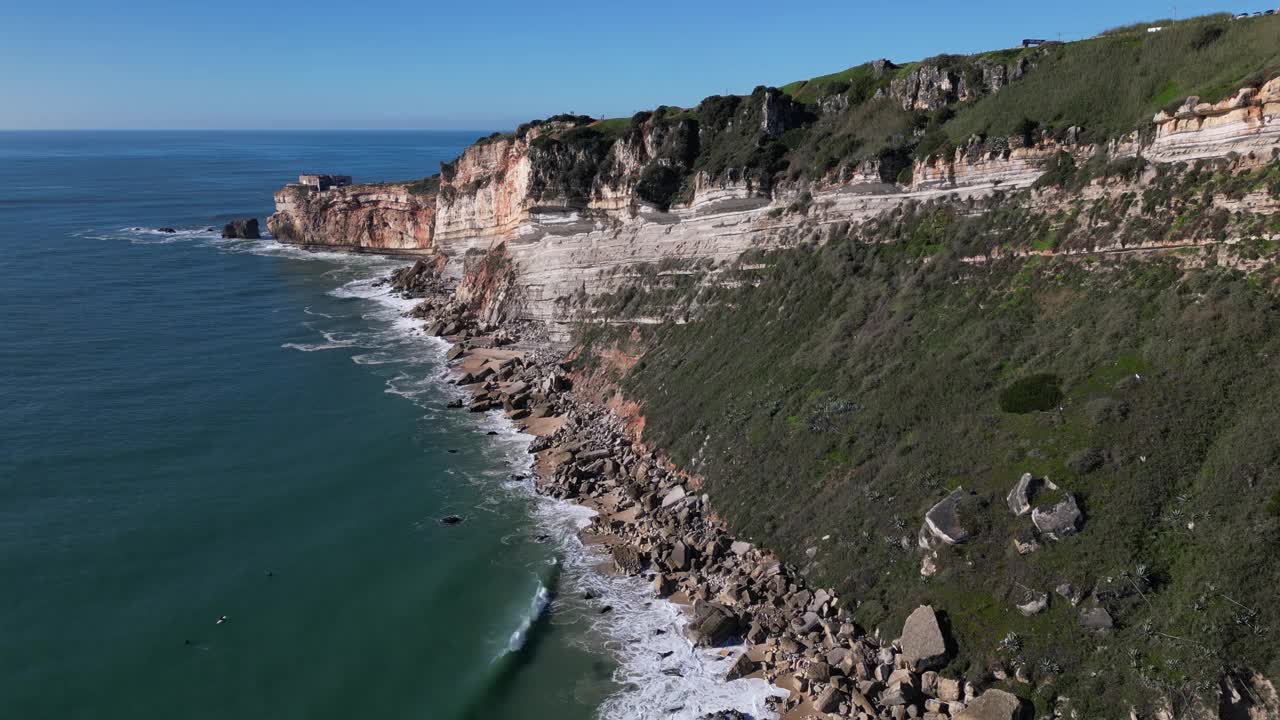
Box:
[270, 79, 1280, 333]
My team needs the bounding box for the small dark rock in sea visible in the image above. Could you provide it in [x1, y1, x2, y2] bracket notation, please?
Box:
[658, 650, 674, 659]
[654, 629, 666, 635]
[534, 534, 551, 543]
[157, 227, 176, 234]
[440, 515, 464, 526]
[447, 449, 458, 454]
[662, 668, 683, 677]
[446, 398, 464, 409]
[582, 591, 598, 600]
[486, 431, 498, 436]
[598, 605, 613, 615]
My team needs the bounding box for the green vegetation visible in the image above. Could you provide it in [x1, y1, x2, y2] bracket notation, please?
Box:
[999, 374, 1064, 413]
[485, 13, 1278, 206]
[403, 175, 440, 196]
[942, 14, 1280, 142]
[570, 184, 1280, 716]
[780, 60, 904, 105]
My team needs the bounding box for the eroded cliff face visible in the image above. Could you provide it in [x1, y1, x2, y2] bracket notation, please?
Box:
[884, 55, 1034, 111]
[268, 75, 1280, 334]
[267, 182, 437, 254]
[1149, 76, 1280, 163]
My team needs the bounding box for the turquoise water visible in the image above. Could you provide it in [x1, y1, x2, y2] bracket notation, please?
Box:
[0, 132, 619, 719]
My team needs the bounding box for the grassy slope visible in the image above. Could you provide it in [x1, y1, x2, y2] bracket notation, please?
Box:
[943, 14, 1280, 142]
[576, 173, 1280, 715]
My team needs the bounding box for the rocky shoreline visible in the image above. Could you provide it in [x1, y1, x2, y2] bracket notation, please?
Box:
[385, 260, 1028, 720]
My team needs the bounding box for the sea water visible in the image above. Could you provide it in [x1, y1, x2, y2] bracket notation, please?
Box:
[0, 131, 781, 720]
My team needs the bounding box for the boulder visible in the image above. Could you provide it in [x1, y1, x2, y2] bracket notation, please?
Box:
[901, 605, 948, 671]
[611, 545, 646, 575]
[653, 573, 674, 598]
[723, 652, 756, 681]
[1031, 493, 1083, 538]
[668, 541, 691, 571]
[661, 485, 687, 508]
[730, 540, 752, 556]
[1016, 591, 1048, 616]
[813, 685, 845, 714]
[1012, 528, 1040, 555]
[922, 488, 974, 546]
[1006, 473, 1039, 516]
[955, 689, 1028, 720]
[804, 661, 832, 682]
[1079, 606, 1113, 631]
[221, 218, 260, 239]
[688, 602, 740, 647]
[937, 676, 964, 703]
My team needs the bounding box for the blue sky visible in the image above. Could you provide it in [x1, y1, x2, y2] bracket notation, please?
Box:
[0, 0, 1259, 130]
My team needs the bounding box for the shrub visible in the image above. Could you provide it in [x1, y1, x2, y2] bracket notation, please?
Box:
[1086, 397, 1130, 426]
[1068, 447, 1107, 475]
[635, 164, 686, 211]
[998, 374, 1064, 413]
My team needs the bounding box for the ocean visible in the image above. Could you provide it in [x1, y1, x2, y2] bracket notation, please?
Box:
[0, 131, 779, 720]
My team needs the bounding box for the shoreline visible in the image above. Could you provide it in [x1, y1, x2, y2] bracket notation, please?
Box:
[383, 262, 990, 720]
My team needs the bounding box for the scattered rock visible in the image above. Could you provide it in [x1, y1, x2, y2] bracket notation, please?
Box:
[901, 605, 949, 671]
[157, 227, 176, 234]
[439, 514, 464, 526]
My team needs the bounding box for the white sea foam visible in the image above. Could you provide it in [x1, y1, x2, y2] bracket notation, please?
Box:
[470, 411, 787, 720]
[505, 579, 553, 655]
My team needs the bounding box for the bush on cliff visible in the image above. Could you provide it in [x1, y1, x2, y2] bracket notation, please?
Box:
[998, 374, 1063, 413]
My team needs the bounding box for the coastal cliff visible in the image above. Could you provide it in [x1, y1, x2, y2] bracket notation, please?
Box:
[274, 12, 1280, 720]
[270, 33, 1280, 328]
[268, 180, 438, 254]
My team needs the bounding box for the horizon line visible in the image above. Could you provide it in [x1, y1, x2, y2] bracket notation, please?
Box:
[0, 128, 498, 133]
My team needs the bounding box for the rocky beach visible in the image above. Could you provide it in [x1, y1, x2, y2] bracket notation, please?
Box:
[385, 260, 1023, 720]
